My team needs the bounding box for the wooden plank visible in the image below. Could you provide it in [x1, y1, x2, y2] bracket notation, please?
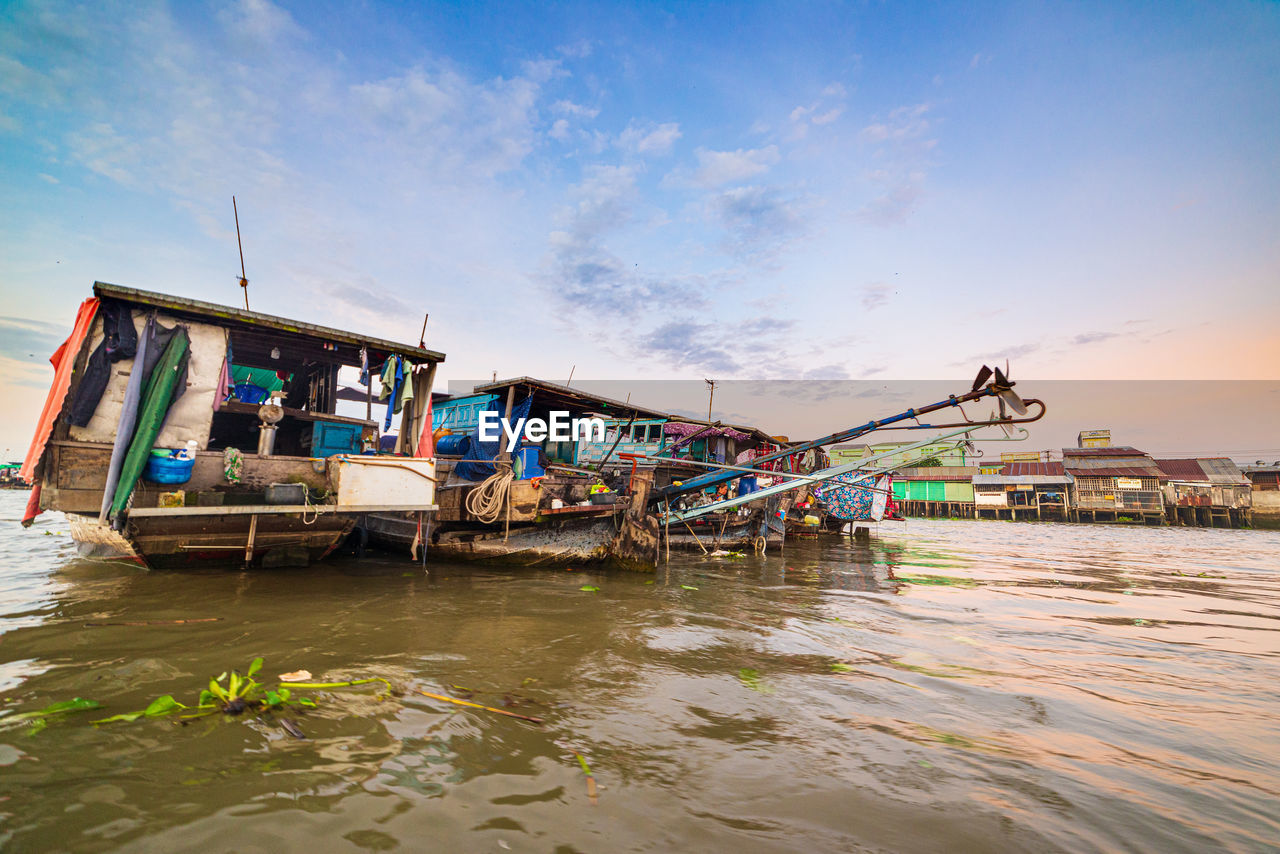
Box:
[219, 400, 376, 427]
[128, 503, 437, 517]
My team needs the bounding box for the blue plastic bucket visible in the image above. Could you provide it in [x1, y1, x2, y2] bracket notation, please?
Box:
[738, 476, 758, 496]
[144, 454, 195, 484]
[516, 445, 544, 479]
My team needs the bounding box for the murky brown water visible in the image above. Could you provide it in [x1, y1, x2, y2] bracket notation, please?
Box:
[2, 489, 1278, 853]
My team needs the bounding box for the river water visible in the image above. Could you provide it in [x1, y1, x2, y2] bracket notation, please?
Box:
[1, 488, 1278, 853]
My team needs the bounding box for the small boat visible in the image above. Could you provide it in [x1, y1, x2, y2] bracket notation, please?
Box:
[19, 283, 443, 568]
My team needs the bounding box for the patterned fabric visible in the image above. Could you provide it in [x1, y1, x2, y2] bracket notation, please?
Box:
[813, 474, 892, 521]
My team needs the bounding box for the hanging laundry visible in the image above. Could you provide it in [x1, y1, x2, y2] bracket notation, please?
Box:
[378, 356, 397, 400]
[68, 300, 138, 426]
[100, 314, 157, 520]
[382, 356, 405, 431]
[359, 347, 370, 387]
[396, 359, 415, 414]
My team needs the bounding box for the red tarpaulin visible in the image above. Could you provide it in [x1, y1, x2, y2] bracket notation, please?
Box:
[20, 297, 100, 525]
[416, 391, 435, 457]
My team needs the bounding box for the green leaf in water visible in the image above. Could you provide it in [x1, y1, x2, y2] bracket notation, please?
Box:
[143, 695, 184, 717]
[579, 585, 600, 592]
[737, 668, 774, 694]
[681, 585, 698, 590]
[247, 657, 264, 679]
[6, 697, 101, 724]
[829, 663, 854, 673]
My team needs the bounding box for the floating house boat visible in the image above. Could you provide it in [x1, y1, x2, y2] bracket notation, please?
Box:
[367, 377, 788, 565]
[20, 283, 442, 568]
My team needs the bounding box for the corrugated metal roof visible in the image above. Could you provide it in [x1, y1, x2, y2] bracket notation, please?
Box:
[1066, 466, 1164, 478]
[896, 466, 981, 482]
[1062, 447, 1163, 478]
[94, 282, 447, 363]
[973, 474, 1073, 486]
[472, 377, 671, 420]
[1002, 461, 1066, 477]
[1155, 459, 1209, 482]
[1194, 457, 1250, 485]
[1062, 446, 1145, 457]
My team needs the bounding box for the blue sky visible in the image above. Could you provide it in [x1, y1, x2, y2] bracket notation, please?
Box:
[1, 1, 1278, 452]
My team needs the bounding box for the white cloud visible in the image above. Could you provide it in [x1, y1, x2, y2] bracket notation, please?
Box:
[551, 99, 599, 119]
[666, 145, 779, 188]
[617, 121, 681, 156]
[557, 40, 594, 59]
[811, 107, 843, 126]
[861, 103, 932, 143]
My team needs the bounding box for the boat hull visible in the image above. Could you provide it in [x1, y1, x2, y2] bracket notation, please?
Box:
[66, 511, 355, 569]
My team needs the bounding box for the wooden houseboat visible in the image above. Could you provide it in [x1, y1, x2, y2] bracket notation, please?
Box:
[365, 377, 787, 566]
[19, 283, 442, 568]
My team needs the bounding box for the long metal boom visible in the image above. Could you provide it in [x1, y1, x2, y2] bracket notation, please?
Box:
[656, 381, 1012, 499]
[664, 424, 1013, 524]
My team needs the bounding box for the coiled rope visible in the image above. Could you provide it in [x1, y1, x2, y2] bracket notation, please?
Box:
[465, 466, 515, 524]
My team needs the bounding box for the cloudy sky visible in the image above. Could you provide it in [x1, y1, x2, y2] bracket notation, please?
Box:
[1, 1, 1278, 456]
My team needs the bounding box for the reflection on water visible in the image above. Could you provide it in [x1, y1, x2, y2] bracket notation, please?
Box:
[2, 491, 1278, 852]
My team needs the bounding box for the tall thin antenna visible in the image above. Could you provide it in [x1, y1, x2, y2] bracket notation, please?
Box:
[705, 378, 717, 422]
[233, 196, 249, 310]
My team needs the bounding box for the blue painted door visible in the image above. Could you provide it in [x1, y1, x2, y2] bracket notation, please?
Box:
[312, 421, 362, 458]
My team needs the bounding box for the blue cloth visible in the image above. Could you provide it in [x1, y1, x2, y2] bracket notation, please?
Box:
[455, 395, 532, 482]
[382, 356, 405, 431]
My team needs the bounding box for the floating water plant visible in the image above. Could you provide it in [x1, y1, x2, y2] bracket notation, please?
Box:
[92, 658, 386, 726]
[2, 697, 101, 734]
[738, 668, 774, 694]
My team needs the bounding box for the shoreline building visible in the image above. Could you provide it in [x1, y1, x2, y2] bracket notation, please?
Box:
[972, 461, 1072, 521]
[1155, 458, 1252, 528]
[1243, 464, 1280, 530]
[1062, 446, 1166, 524]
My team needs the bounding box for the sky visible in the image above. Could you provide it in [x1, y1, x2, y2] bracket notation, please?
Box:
[2, 0, 1278, 458]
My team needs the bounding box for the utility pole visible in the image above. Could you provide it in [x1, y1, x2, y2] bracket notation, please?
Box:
[705, 378, 716, 422]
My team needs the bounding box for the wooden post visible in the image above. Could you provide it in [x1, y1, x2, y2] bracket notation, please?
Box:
[496, 385, 517, 463]
[245, 514, 258, 564]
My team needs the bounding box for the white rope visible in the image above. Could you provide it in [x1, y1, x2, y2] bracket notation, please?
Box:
[465, 466, 515, 524]
[301, 486, 318, 526]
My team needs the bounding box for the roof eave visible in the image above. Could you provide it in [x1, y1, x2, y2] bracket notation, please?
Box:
[93, 282, 446, 363]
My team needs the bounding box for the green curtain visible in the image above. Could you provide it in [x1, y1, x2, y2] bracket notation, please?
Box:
[110, 329, 191, 517]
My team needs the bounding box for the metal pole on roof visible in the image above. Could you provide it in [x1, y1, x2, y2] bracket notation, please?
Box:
[705, 379, 716, 422]
[233, 196, 249, 311]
